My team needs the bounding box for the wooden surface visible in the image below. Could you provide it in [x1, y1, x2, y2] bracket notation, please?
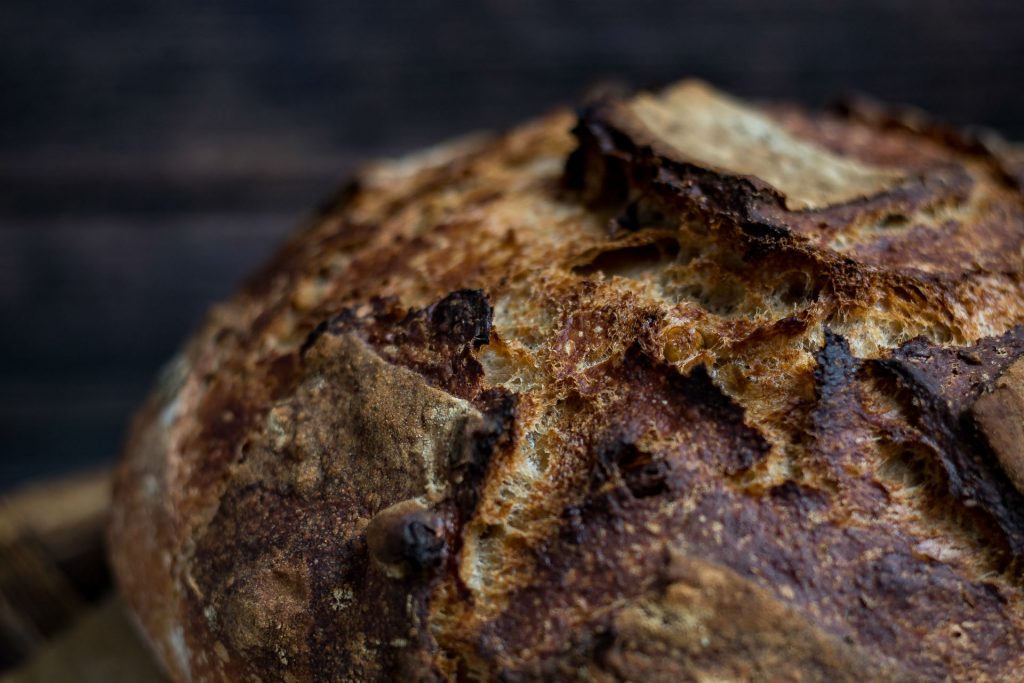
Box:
[0, 471, 121, 672]
[0, 470, 165, 678]
[2, 598, 165, 683]
[2, 0, 1024, 490]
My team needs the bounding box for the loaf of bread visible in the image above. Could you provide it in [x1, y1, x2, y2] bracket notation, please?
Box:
[108, 80, 1024, 682]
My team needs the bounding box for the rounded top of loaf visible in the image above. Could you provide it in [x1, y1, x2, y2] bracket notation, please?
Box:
[109, 80, 1024, 682]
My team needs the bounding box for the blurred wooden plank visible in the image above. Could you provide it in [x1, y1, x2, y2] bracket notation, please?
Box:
[0, 470, 110, 561]
[0, 471, 113, 671]
[0, 526, 83, 664]
[1, 599, 166, 683]
[0, 472, 164, 678]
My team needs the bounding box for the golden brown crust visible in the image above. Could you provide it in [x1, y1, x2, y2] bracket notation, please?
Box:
[110, 81, 1024, 681]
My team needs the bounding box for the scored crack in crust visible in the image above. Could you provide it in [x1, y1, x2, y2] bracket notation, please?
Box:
[108, 80, 1024, 682]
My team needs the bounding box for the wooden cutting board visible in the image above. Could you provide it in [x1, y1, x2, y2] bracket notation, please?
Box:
[0, 471, 166, 681]
[2, 599, 165, 682]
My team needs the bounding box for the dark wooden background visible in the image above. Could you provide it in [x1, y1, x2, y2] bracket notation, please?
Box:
[2, 0, 1023, 490]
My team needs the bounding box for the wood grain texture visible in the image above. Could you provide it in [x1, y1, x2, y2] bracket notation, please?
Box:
[1, 0, 1023, 489]
[1, 599, 166, 683]
[0, 471, 114, 671]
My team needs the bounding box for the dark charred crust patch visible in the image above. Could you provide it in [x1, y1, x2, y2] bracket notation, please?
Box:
[302, 291, 496, 400]
[585, 346, 770, 477]
[401, 519, 447, 569]
[882, 325, 1024, 413]
[814, 331, 860, 400]
[454, 390, 517, 477]
[767, 480, 830, 514]
[868, 327, 1024, 554]
[299, 318, 331, 356]
[590, 437, 671, 499]
[567, 97, 806, 228]
[428, 289, 493, 347]
[623, 459, 671, 498]
[451, 388, 519, 525]
[563, 102, 633, 208]
[807, 329, 1024, 555]
[806, 331, 897, 511]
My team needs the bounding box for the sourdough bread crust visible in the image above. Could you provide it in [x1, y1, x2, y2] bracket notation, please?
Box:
[110, 81, 1024, 681]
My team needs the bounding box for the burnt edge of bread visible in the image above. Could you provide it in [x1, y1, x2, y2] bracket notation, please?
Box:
[109, 81, 1024, 682]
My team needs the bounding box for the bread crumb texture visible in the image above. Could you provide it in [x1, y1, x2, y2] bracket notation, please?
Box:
[109, 81, 1024, 682]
